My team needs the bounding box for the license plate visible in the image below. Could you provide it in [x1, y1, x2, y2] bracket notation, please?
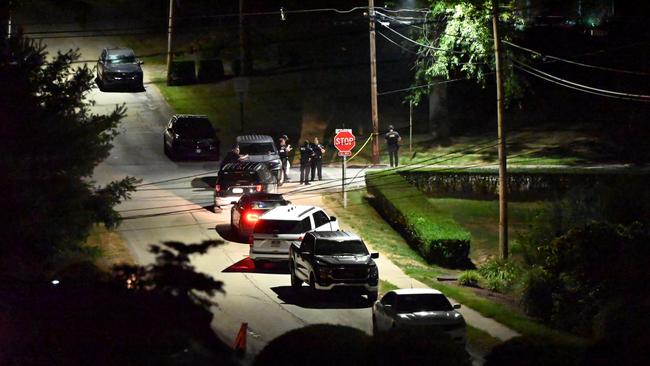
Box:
[195, 148, 202, 154]
[232, 188, 243, 193]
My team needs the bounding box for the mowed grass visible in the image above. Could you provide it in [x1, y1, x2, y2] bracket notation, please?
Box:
[84, 224, 134, 271]
[428, 198, 543, 263]
[323, 190, 585, 346]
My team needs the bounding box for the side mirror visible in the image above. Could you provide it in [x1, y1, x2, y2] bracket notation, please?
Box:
[329, 216, 337, 221]
[371, 252, 379, 259]
[453, 304, 461, 309]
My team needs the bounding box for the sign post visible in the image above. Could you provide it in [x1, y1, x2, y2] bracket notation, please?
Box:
[334, 129, 356, 208]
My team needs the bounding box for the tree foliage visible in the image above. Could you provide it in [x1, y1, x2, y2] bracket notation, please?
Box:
[411, 0, 525, 105]
[0, 34, 137, 278]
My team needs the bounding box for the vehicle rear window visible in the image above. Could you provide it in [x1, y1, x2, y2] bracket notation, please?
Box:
[395, 294, 453, 312]
[314, 240, 369, 256]
[175, 118, 215, 138]
[239, 142, 276, 155]
[107, 52, 136, 64]
[254, 218, 311, 234]
[219, 171, 259, 185]
[249, 200, 288, 210]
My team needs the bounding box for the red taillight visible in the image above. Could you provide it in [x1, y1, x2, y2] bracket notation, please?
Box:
[215, 184, 221, 192]
[246, 213, 259, 222]
[255, 184, 263, 192]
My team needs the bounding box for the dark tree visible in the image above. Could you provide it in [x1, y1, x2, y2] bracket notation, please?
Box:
[0, 34, 137, 279]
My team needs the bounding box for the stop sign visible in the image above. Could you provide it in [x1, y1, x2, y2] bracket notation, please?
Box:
[334, 129, 356, 153]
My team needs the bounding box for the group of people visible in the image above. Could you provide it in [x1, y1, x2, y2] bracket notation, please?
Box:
[219, 125, 402, 183]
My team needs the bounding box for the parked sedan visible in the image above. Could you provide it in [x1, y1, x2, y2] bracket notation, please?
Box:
[230, 193, 290, 238]
[97, 47, 143, 90]
[163, 114, 220, 160]
[372, 289, 466, 344]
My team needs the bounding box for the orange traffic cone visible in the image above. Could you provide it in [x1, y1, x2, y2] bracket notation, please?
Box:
[233, 322, 248, 356]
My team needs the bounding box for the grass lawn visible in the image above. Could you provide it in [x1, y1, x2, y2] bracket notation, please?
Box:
[323, 190, 585, 346]
[428, 198, 544, 263]
[84, 224, 134, 271]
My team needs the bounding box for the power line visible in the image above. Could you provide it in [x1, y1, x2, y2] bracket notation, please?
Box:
[377, 30, 419, 55]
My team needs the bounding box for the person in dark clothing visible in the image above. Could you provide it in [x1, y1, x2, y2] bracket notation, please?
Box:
[385, 125, 401, 167]
[220, 145, 248, 170]
[278, 135, 292, 181]
[299, 140, 314, 185]
[310, 137, 325, 181]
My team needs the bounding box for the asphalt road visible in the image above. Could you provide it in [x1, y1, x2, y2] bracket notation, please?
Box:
[31, 25, 484, 364]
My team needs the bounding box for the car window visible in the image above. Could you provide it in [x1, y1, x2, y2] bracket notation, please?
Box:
[250, 200, 287, 210]
[239, 142, 276, 155]
[312, 211, 330, 228]
[314, 239, 368, 256]
[254, 218, 311, 234]
[381, 292, 396, 306]
[219, 171, 259, 186]
[395, 294, 453, 312]
[174, 118, 215, 138]
[106, 51, 136, 64]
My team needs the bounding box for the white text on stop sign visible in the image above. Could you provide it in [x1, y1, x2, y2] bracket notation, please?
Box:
[335, 137, 355, 145]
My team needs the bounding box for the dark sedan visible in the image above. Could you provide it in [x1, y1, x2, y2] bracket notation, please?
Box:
[164, 115, 220, 160]
[230, 193, 289, 238]
[97, 48, 143, 90]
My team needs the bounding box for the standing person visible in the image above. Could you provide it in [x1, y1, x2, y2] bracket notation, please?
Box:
[385, 125, 401, 167]
[220, 145, 248, 170]
[310, 137, 325, 181]
[278, 135, 292, 181]
[299, 139, 314, 185]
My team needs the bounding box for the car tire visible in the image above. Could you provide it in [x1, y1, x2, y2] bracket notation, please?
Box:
[367, 291, 378, 304]
[309, 273, 319, 298]
[290, 263, 301, 289]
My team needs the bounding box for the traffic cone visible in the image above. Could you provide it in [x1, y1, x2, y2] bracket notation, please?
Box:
[233, 322, 248, 357]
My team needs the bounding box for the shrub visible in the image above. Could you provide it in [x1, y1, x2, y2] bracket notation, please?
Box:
[365, 171, 472, 268]
[477, 260, 521, 293]
[458, 270, 482, 287]
[516, 267, 554, 319]
[485, 336, 586, 366]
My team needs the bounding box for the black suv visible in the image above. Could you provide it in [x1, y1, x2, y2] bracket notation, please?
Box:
[214, 162, 278, 210]
[164, 114, 220, 160]
[97, 47, 144, 90]
[236, 135, 284, 185]
[289, 231, 379, 302]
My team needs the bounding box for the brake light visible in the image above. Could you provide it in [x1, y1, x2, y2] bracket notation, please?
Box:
[246, 213, 259, 222]
[255, 184, 263, 192]
[215, 184, 221, 192]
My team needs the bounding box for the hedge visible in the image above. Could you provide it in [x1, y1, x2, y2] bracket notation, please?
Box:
[401, 168, 650, 201]
[365, 171, 472, 268]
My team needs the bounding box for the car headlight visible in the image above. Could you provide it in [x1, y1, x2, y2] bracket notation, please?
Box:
[317, 266, 331, 279]
[269, 159, 281, 168]
[369, 265, 378, 279]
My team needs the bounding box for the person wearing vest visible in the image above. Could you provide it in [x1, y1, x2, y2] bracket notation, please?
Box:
[278, 135, 292, 181]
[385, 125, 401, 167]
[299, 140, 314, 185]
[310, 137, 325, 181]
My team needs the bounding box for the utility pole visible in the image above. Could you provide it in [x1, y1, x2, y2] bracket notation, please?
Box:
[492, 0, 509, 260]
[239, 0, 245, 75]
[165, 0, 175, 85]
[6, 0, 12, 39]
[368, 0, 380, 164]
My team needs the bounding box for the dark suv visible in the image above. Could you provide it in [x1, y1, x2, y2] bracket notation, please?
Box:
[97, 47, 143, 90]
[164, 114, 220, 160]
[236, 135, 284, 185]
[214, 162, 278, 210]
[289, 231, 379, 302]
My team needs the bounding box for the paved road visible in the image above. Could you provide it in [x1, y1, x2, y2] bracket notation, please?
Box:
[32, 24, 487, 364]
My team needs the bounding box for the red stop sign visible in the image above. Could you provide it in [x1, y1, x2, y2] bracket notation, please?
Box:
[334, 129, 356, 153]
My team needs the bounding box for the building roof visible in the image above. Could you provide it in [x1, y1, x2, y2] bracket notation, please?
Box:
[236, 135, 274, 143]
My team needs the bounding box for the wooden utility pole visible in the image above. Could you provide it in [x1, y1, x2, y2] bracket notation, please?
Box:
[492, 0, 509, 259]
[6, 0, 12, 39]
[165, 0, 175, 85]
[239, 0, 245, 75]
[368, 0, 380, 164]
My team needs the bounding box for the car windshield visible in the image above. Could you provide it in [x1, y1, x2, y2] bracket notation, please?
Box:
[219, 171, 259, 186]
[314, 239, 369, 256]
[249, 200, 288, 210]
[107, 52, 136, 64]
[254, 219, 310, 234]
[395, 294, 453, 313]
[175, 118, 215, 139]
[239, 142, 276, 155]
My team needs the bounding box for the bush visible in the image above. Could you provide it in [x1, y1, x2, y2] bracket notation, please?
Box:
[365, 171, 472, 268]
[169, 61, 196, 85]
[369, 326, 471, 366]
[458, 270, 482, 287]
[485, 336, 586, 366]
[254, 325, 370, 366]
[516, 267, 554, 319]
[477, 260, 521, 293]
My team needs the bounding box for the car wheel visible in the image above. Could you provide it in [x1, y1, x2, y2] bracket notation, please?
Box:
[309, 273, 319, 298]
[290, 263, 301, 289]
[367, 291, 378, 304]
